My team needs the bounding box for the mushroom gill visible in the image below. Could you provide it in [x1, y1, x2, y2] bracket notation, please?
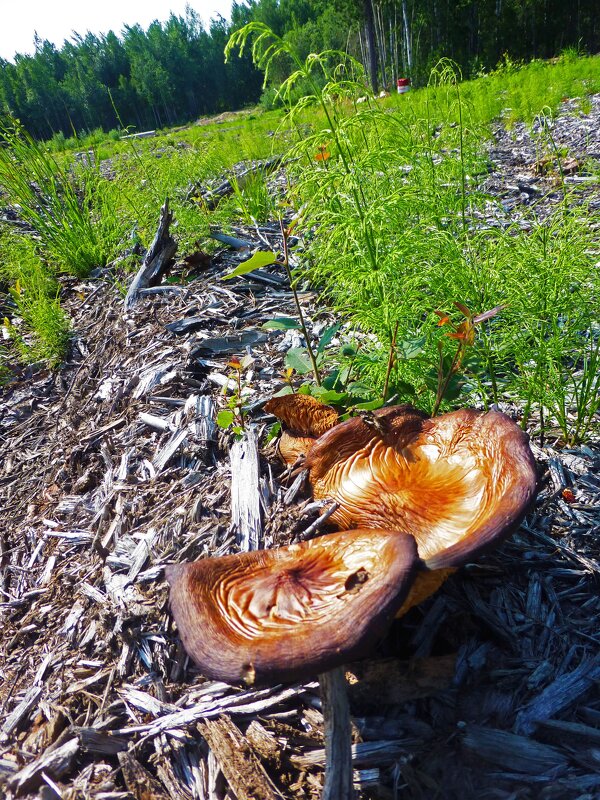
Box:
[166, 528, 419, 685]
[264, 393, 339, 465]
[304, 405, 537, 569]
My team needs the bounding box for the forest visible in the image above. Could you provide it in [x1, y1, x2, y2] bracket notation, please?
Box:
[0, 0, 599, 140]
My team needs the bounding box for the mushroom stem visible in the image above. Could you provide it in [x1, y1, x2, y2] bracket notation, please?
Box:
[319, 667, 354, 800]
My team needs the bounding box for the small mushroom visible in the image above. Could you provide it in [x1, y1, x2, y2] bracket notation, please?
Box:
[305, 405, 538, 570]
[166, 527, 419, 685]
[264, 393, 339, 465]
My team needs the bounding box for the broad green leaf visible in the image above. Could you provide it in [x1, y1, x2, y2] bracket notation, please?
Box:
[316, 322, 342, 354]
[221, 250, 278, 280]
[216, 409, 235, 428]
[312, 389, 348, 404]
[285, 347, 313, 375]
[271, 385, 294, 398]
[398, 336, 427, 359]
[322, 370, 341, 391]
[262, 317, 301, 331]
[347, 381, 375, 399]
[340, 343, 357, 357]
[395, 380, 417, 399]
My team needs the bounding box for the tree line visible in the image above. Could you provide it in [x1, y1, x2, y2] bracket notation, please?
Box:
[0, 0, 598, 141]
[0, 9, 264, 140]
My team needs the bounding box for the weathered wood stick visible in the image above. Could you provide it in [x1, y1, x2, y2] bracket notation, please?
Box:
[230, 427, 262, 551]
[124, 198, 177, 310]
[319, 667, 354, 800]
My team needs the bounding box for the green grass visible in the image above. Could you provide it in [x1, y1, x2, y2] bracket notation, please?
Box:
[0, 232, 70, 365]
[0, 118, 124, 277]
[1, 47, 599, 443]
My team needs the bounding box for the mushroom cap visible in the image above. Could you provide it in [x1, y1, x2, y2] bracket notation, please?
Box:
[305, 406, 537, 569]
[264, 393, 339, 436]
[265, 394, 339, 465]
[166, 528, 419, 685]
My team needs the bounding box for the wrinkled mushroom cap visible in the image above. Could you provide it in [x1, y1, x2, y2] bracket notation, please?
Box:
[166, 528, 419, 685]
[305, 406, 537, 569]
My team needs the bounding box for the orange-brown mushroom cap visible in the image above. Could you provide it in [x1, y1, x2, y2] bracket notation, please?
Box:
[165, 528, 419, 685]
[265, 394, 339, 465]
[305, 406, 537, 569]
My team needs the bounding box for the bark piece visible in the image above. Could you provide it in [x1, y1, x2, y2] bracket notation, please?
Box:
[198, 716, 282, 800]
[118, 751, 171, 800]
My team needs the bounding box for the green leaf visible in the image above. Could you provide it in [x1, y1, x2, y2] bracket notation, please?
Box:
[312, 389, 348, 405]
[347, 381, 376, 399]
[395, 379, 417, 399]
[262, 317, 301, 331]
[221, 250, 278, 280]
[285, 347, 313, 375]
[340, 343, 357, 357]
[216, 409, 235, 428]
[265, 420, 282, 443]
[352, 398, 385, 411]
[271, 385, 294, 398]
[398, 336, 427, 359]
[443, 374, 467, 401]
[322, 370, 341, 391]
[317, 322, 342, 354]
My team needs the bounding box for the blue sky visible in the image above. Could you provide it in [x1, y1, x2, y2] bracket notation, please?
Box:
[0, 0, 233, 61]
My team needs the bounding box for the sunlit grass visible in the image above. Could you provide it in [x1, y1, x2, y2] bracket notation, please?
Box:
[1, 51, 599, 442]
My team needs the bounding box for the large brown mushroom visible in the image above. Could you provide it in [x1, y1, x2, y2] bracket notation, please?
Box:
[165, 527, 419, 685]
[304, 405, 537, 569]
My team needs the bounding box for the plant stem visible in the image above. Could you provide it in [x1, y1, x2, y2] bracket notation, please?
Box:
[279, 220, 321, 386]
[433, 343, 462, 416]
[382, 320, 399, 402]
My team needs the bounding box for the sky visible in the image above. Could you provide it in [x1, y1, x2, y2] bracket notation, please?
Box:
[0, 0, 234, 62]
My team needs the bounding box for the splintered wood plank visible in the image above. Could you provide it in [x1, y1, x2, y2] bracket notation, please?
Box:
[186, 394, 217, 464]
[198, 716, 282, 800]
[515, 655, 600, 735]
[230, 427, 262, 550]
[9, 737, 79, 794]
[0, 686, 42, 741]
[461, 725, 569, 775]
